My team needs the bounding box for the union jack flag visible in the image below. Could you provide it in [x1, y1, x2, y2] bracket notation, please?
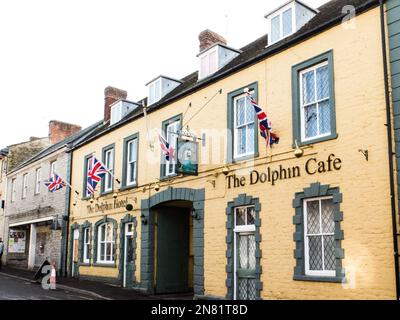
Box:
[44, 173, 66, 192]
[246, 91, 279, 147]
[159, 134, 174, 162]
[86, 156, 109, 196]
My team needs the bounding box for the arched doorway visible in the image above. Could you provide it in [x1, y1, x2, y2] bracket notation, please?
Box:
[140, 187, 205, 296]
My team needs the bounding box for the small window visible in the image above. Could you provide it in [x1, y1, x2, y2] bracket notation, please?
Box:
[269, 7, 293, 44]
[35, 168, 41, 194]
[233, 92, 256, 159]
[110, 103, 122, 125]
[11, 178, 16, 202]
[125, 137, 138, 187]
[304, 197, 335, 277]
[50, 161, 56, 176]
[98, 223, 114, 263]
[148, 79, 162, 105]
[199, 47, 218, 80]
[102, 147, 114, 193]
[22, 174, 28, 199]
[83, 228, 90, 264]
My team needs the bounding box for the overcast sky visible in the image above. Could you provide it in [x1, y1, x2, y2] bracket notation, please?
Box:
[0, 0, 330, 147]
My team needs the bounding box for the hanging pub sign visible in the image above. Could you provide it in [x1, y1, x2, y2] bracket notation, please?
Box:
[177, 138, 198, 176]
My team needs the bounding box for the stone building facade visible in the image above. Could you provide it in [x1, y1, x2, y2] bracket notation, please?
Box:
[3, 121, 100, 272]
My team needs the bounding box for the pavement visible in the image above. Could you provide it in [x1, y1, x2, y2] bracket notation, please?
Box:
[0, 266, 194, 300]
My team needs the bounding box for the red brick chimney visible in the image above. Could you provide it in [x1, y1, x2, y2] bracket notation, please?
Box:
[199, 29, 227, 52]
[104, 86, 127, 123]
[49, 120, 82, 144]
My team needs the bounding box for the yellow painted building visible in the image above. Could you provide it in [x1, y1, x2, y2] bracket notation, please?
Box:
[67, 0, 400, 299]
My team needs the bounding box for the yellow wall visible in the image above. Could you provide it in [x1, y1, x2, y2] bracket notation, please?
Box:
[68, 7, 397, 299]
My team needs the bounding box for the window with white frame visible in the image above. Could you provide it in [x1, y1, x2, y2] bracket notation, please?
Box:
[300, 61, 331, 141]
[22, 174, 28, 199]
[234, 205, 256, 300]
[110, 103, 122, 125]
[98, 223, 114, 263]
[199, 48, 218, 80]
[126, 138, 138, 186]
[165, 120, 180, 176]
[11, 178, 16, 202]
[304, 197, 335, 277]
[103, 148, 114, 193]
[148, 79, 162, 105]
[233, 92, 256, 159]
[269, 7, 294, 44]
[84, 155, 93, 198]
[83, 227, 90, 264]
[35, 168, 41, 194]
[50, 161, 56, 176]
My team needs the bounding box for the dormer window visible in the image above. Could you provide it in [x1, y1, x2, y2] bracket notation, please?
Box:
[146, 76, 182, 106]
[266, 0, 317, 46]
[197, 29, 241, 81]
[199, 47, 218, 80]
[148, 78, 162, 105]
[110, 100, 139, 126]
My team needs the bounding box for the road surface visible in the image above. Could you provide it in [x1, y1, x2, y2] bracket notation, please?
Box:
[0, 272, 99, 300]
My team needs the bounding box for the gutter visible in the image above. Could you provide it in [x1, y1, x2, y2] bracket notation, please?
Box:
[380, 0, 400, 300]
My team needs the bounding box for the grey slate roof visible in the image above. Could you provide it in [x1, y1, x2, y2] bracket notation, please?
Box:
[9, 120, 103, 174]
[73, 0, 379, 150]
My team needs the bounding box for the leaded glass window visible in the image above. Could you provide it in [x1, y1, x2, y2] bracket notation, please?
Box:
[234, 93, 255, 159]
[300, 61, 331, 141]
[304, 197, 335, 276]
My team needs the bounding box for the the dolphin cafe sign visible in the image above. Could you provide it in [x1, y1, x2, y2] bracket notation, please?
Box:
[226, 154, 342, 188]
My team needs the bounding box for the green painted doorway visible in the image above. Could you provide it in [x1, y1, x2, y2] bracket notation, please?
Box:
[155, 205, 192, 294]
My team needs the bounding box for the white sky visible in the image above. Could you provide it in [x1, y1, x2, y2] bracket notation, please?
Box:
[0, 0, 329, 147]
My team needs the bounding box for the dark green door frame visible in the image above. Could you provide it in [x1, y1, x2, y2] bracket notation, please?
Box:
[140, 187, 205, 296]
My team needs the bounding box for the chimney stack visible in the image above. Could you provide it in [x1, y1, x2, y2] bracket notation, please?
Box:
[49, 120, 81, 144]
[198, 29, 227, 52]
[104, 86, 127, 123]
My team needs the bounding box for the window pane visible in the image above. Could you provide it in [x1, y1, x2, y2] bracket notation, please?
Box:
[100, 225, 105, 241]
[238, 127, 246, 155]
[129, 162, 136, 183]
[302, 70, 315, 104]
[100, 243, 105, 261]
[318, 100, 331, 135]
[282, 8, 292, 37]
[323, 235, 335, 270]
[201, 56, 208, 77]
[236, 98, 245, 126]
[245, 99, 255, 123]
[271, 15, 280, 43]
[304, 104, 318, 138]
[106, 243, 112, 261]
[106, 224, 112, 241]
[236, 207, 246, 226]
[306, 200, 320, 234]
[247, 207, 255, 225]
[308, 235, 323, 270]
[316, 65, 329, 100]
[321, 199, 335, 233]
[209, 51, 217, 74]
[246, 123, 255, 154]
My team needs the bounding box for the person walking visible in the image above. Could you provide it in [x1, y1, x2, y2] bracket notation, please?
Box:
[0, 238, 4, 271]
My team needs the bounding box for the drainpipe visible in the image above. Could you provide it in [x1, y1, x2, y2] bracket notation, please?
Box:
[380, 0, 400, 300]
[61, 148, 73, 277]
